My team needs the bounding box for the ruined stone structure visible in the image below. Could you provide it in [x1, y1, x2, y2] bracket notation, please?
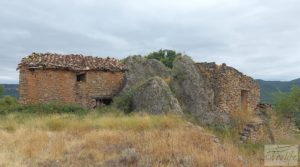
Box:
[197, 62, 260, 113]
[18, 53, 126, 108]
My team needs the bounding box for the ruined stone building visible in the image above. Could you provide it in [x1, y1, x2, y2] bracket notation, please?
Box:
[197, 62, 260, 113]
[18, 53, 126, 108]
[18, 53, 259, 113]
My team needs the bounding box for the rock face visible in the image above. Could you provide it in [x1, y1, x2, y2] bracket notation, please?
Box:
[170, 56, 231, 125]
[171, 56, 215, 114]
[119, 55, 259, 126]
[132, 77, 182, 114]
[122, 56, 171, 92]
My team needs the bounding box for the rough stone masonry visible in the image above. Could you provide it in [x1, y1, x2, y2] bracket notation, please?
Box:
[18, 53, 127, 108]
[197, 62, 260, 113]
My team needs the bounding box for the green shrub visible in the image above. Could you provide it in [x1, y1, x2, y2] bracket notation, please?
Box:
[0, 85, 3, 96]
[0, 96, 19, 106]
[113, 78, 152, 113]
[18, 103, 88, 114]
[145, 49, 182, 68]
[275, 86, 300, 128]
[113, 91, 134, 113]
[0, 102, 87, 115]
[0, 96, 20, 114]
[275, 86, 300, 116]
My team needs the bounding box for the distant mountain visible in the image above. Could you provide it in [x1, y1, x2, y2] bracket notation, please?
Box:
[256, 78, 300, 104]
[1, 84, 19, 99]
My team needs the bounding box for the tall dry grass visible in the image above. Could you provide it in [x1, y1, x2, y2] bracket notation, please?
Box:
[0, 112, 262, 167]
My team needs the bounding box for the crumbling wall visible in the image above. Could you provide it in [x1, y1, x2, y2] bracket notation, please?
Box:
[83, 71, 125, 107]
[19, 68, 125, 108]
[197, 63, 260, 113]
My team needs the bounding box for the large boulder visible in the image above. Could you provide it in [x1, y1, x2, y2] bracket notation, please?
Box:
[171, 56, 230, 125]
[171, 56, 215, 114]
[122, 56, 171, 92]
[132, 77, 182, 114]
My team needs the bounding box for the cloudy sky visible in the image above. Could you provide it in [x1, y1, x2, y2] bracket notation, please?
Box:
[1, 0, 300, 83]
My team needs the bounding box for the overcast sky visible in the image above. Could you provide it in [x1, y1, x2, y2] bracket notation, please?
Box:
[1, 0, 300, 83]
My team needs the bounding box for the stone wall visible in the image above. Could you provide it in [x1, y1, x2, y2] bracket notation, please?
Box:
[19, 68, 125, 108]
[196, 62, 260, 113]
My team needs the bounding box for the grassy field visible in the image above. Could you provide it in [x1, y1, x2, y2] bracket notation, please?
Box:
[0, 109, 264, 167]
[0, 103, 298, 167]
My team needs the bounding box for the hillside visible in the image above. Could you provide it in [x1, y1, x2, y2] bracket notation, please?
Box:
[1, 84, 19, 98]
[256, 78, 300, 104]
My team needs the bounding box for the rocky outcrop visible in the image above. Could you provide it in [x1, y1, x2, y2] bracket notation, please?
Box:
[122, 56, 171, 92]
[170, 56, 230, 124]
[171, 56, 215, 114]
[132, 77, 182, 114]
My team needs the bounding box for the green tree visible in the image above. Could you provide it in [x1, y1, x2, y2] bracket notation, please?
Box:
[0, 85, 3, 96]
[145, 49, 183, 68]
[275, 86, 300, 116]
[275, 86, 300, 128]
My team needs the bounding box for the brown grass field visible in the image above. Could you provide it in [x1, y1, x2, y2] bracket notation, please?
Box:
[0, 111, 298, 167]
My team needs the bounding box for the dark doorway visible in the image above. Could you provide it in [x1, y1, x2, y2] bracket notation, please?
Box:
[241, 90, 248, 111]
[95, 98, 112, 108]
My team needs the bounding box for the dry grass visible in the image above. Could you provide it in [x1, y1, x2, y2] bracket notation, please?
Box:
[231, 109, 261, 130]
[0, 112, 263, 167]
[270, 114, 300, 145]
[0, 112, 185, 131]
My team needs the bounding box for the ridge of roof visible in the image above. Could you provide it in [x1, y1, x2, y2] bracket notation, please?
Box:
[18, 52, 127, 72]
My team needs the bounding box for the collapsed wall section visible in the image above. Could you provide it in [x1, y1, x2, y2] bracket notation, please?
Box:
[197, 62, 260, 113]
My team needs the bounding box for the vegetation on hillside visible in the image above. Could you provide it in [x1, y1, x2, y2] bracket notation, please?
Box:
[145, 49, 183, 68]
[0, 84, 20, 114]
[0, 82, 298, 166]
[256, 78, 300, 104]
[0, 109, 256, 167]
[0, 84, 3, 96]
[0, 100, 297, 167]
[275, 86, 300, 128]
[0, 96, 263, 166]
[1, 84, 19, 98]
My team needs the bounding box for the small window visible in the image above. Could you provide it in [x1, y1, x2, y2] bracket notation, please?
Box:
[76, 74, 86, 82]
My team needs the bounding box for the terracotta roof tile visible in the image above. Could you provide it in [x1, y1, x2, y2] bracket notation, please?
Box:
[18, 53, 127, 72]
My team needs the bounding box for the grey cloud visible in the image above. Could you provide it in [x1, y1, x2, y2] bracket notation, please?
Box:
[0, 0, 300, 83]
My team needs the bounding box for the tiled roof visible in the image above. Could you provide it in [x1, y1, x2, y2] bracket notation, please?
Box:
[18, 53, 127, 72]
